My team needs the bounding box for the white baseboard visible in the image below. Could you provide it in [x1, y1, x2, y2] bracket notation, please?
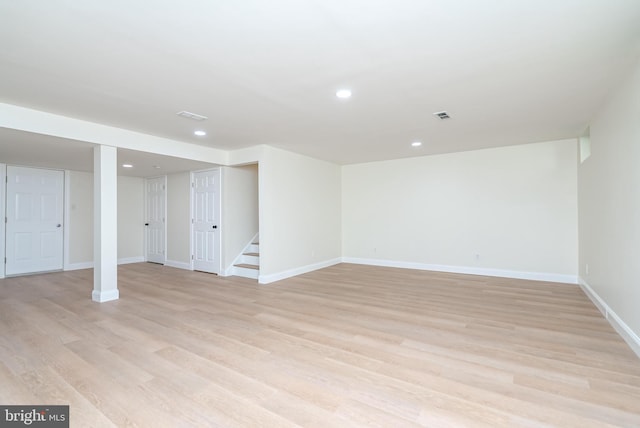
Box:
[259, 258, 341, 285]
[118, 256, 145, 265]
[579, 277, 640, 358]
[92, 289, 119, 303]
[165, 260, 192, 271]
[341, 257, 578, 284]
[64, 257, 145, 271]
[64, 261, 94, 271]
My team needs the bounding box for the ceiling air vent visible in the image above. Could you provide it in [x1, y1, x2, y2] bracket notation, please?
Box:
[176, 111, 208, 121]
[433, 111, 451, 120]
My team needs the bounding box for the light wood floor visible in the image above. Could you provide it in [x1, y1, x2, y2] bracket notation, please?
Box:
[1, 263, 639, 427]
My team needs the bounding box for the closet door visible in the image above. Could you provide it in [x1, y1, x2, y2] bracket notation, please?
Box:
[5, 166, 64, 275]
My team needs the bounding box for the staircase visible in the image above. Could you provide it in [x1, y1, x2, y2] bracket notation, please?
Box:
[231, 239, 259, 279]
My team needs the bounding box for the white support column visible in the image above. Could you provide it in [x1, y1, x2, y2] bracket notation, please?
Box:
[92, 145, 119, 302]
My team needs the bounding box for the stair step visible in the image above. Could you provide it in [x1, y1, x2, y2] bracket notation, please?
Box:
[235, 263, 259, 270]
[243, 252, 259, 256]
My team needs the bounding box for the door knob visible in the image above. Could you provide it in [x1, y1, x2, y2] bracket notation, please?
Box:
[145, 223, 149, 226]
[56, 224, 61, 228]
[212, 225, 218, 229]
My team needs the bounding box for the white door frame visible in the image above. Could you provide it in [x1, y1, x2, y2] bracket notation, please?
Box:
[144, 175, 167, 264]
[0, 163, 5, 279]
[190, 168, 222, 274]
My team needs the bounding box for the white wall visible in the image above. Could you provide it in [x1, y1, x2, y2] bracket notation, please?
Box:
[222, 164, 259, 271]
[259, 147, 342, 282]
[118, 176, 144, 261]
[578, 58, 640, 355]
[67, 170, 94, 266]
[66, 171, 144, 267]
[166, 172, 191, 266]
[343, 140, 578, 282]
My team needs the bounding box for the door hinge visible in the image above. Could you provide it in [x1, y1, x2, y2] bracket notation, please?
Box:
[191, 254, 194, 260]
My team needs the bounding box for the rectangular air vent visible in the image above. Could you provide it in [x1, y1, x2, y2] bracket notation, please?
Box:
[433, 111, 451, 120]
[176, 111, 208, 121]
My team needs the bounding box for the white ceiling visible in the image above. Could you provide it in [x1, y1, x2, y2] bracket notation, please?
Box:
[1, 0, 640, 169]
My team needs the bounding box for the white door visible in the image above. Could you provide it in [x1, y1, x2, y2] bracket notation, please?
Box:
[192, 169, 221, 274]
[5, 166, 64, 276]
[145, 176, 166, 264]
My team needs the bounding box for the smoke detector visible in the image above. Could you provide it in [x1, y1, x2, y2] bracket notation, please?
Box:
[176, 111, 208, 121]
[433, 111, 451, 120]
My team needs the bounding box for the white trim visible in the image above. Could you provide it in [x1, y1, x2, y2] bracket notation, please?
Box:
[65, 262, 94, 271]
[63, 170, 71, 273]
[165, 260, 192, 270]
[64, 257, 144, 271]
[0, 163, 5, 279]
[259, 258, 341, 285]
[579, 277, 640, 358]
[118, 256, 145, 265]
[341, 257, 578, 284]
[92, 289, 120, 303]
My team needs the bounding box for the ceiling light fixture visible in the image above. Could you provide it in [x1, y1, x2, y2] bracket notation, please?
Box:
[122, 164, 133, 168]
[336, 89, 352, 99]
[411, 141, 422, 147]
[194, 130, 207, 136]
[177, 111, 208, 121]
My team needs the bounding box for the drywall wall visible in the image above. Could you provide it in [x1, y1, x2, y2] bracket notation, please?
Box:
[118, 176, 144, 261]
[166, 172, 192, 266]
[67, 170, 94, 265]
[343, 139, 578, 281]
[66, 171, 145, 266]
[222, 164, 259, 271]
[259, 147, 341, 282]
[578, 58, 640, 353]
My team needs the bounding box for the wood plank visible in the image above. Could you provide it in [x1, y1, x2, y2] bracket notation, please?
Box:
[0, 262, 639, 426]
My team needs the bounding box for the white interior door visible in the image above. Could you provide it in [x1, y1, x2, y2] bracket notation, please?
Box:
[145, 176, 166, 264]
[5, 166, 64, 276]
[192, 169, 221, 274]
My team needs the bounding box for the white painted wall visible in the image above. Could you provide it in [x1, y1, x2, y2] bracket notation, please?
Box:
[578, 59, 640, 354]
[166, 171, 191, 267]
[222, 164, 259, 271]
[67, 171, 94, 266]
[343, 140, 578, 282]
[118, 176, 144, 261]
[259, 147, 342, 282]
[65, 171, 144, 267]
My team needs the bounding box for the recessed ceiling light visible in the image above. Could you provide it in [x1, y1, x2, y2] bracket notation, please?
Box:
[336, 89, 352, 99]
[411, 141, 422, 147]
[194, 130, 206, 136]
[122, 164, 133, 168]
